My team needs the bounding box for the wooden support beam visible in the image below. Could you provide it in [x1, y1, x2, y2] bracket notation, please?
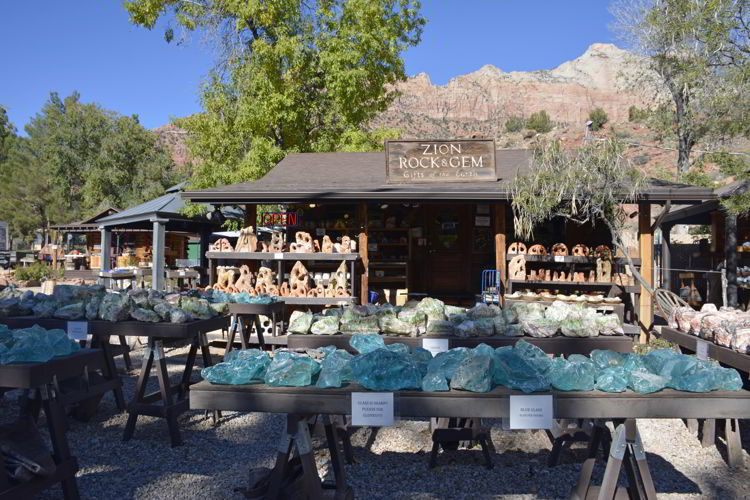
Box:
[151, 219, 167, 291]
[244, 205, 257, 228]
[100, 228, 111, 272]
[725, 213, 738, 308]
[661, 224, 672, 292]
[357, 202, 369, 305]
[638, 203, 653, 343]
[493, 202, 507, 294]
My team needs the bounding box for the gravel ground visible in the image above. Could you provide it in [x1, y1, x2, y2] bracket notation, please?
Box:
[3, 334, 749, 500]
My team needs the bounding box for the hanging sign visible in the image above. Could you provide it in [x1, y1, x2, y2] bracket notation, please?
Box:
[385, 139, 497, 184]
[351, 392, 394, 426]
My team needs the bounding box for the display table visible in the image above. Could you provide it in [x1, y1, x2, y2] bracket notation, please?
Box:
[288, 334, 635, 355]
[0, 351, 109, 500]
[656, 327, 748, 466]
[225, 302, 284, 353]
[190, 383, 750, 500]
[165, 269, 200, 291]
[90, 316, 229, 446]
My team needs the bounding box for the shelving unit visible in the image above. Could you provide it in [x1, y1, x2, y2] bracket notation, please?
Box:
[367, 227, 411, 290]
[206, 251, 361, 306]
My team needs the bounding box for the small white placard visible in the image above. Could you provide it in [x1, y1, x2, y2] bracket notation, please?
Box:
[179, 270, 185, 276]
[273, 252, 283, 259]
[351, 392, 394, 427]
[67, 321, 89, 341]
[422, 338, 449, 357]
[696, 340, 710, 360]
[509, 395, 553, 430]
[553, 255, 565, 263]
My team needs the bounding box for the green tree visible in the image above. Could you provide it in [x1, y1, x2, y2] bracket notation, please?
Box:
[124, 0, 425, 209]
[526, 110, 553, 134]
[611, 0, 750, 173]
[0, 106, 15, 164]
[588, 107, 608, 131]
[628, 105, 649, 122]
[504, 116, 526, 133]
[0, 92, 179, 241]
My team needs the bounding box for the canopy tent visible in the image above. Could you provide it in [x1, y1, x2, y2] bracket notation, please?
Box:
[97, 183, 222, 290]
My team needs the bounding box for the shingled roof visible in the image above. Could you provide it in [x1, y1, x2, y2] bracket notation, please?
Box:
[182, 150, 716, 204]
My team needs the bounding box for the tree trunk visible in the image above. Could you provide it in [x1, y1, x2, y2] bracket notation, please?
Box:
[725, 213, 738, 308]
[677, 131, 693, 174]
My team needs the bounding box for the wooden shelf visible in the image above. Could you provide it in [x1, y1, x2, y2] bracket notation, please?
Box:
[371, 243, 408, 246]
[370, 277, 407, 283]
[206, 251, 359, 261]
[367, 228, 410, 231]
[280, 296, 356, 305]
[369, 263, 406, 268]
[506, 254, 641, 265]
[508, 280, 640, 293]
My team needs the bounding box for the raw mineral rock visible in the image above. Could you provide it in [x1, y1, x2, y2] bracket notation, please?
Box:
[512, 302, 544, 322]
[595, 367, 628, 392]
[0, 325, 80, 364]
[179, 297, 216, 320]
[53, 284, 105, 304]
[340, 315, 380, 334]
[425, 319, 455, 335]
[153, 302, 174, 322]
[316, 349, 353, 388]
[455, 320, 480, 338]
[398, 309, 427, 327]
[385, 343, 410, 355]
[503, 306, 519, 325]
[473, 318, 495, 336]
[596, 314, 624, 335]
[521, 318, 558, 337]
[209, 302, 228, 315]
[32, 296, 58, 318]
[560, 306, 599, 337]
[422, 372, 449, 391]
[492, 315, 506, 335]
[85, 295, 102, 320]
[628, 370, 668, 394]
[202, 349, 270, 385]
[54, 302, 85, 320]
[410, 346, 433, 376]
[416, 297, 446, 321]
[131, 307, 161, 323]
[503, 324, 523, 337]
[467, 304, 500, 319]
[547, 357, 596, 391]
[450, 354, 493, 392]
[349, 333, 385, 354]
[514, 340, 552, 374]
[350, 348, 421, 391]
[0, 298, 24, 317]
[426, 348, 471, 381]
[492, 348, 550, 393]
[169, 308, 190, 324]
[98, 293, 133, 322]
[544, 301, 571, 322]
[472, 343, 495, 358]
[288, 310, 313, 334]
[264, 353, 321, 387]
[128, 288, 150, 307]
[444, 305, 466, 319]
[378, 315, 414, 336]
[311, 316, 340, 335]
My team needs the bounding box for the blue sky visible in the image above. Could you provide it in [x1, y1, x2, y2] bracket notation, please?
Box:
[1, 1, 615, 133]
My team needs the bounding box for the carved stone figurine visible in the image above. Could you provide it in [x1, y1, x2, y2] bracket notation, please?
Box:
[234, 226, 258, 252]
[551, 243, 568, 256]
[507, 242, 527, 255]
[596, 258, 612, 283]
[528, 244, 547, 255]
[508, 255, 526, 280]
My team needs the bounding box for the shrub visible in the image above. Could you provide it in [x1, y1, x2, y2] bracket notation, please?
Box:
[526, 110, 552, 134]
[504, 116, 526, 133]
[628, 105, 649, 122]
[14, 262, 58, 282]
[588, 107, 608, 131]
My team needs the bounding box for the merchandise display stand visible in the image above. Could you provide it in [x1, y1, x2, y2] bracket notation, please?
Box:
[89, 316, 229, 446]
[225, 302, 285, 353]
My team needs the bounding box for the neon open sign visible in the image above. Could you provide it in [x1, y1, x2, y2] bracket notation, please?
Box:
[260, 212, 300, 226]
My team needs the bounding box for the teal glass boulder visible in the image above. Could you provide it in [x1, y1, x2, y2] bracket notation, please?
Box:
[472, 343, 495, 358]
[349, 333, 385, 354]
[264, 353, 321, 387]
[0, 326, 79, 364]
[202, 349, 270, 385]
[450, 354, 493, 393]
[514, 340, 552, 373]
[642, 348, 681, 374]
[316, 349, 354, 388]
[350, 348, 421, 391]
[627, 370, 668, 394]
[493, 348, 550, 393]
[595, 367, 628, 393]
[590, 350, 624, 371]
[426, 347, 471, 381]
[410, 346, 433, 376]
[670, 365, 743, 392]
[385, 343, 410, 355]
[547, 356, 596, 391]
[422, 372, 449, 392]
[622, 354, 649, 374]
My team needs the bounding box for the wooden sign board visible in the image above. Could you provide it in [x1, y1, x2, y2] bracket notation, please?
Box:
[385, 139, 497, 184]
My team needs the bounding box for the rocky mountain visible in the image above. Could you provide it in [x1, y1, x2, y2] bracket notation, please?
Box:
[372, 43, 649, 140]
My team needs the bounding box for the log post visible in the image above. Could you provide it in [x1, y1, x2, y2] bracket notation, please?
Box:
[494, 202, 507, 300]
[357, 202, 369, 305]
[638, 203, 653, 342]
[725, 212, 738, 308]
[661, 224, 672, 292]
[151, 218, 167, 291]
[245, 205, 257, 228]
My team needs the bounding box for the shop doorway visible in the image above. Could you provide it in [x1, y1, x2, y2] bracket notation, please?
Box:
[426, 205, 471, 295]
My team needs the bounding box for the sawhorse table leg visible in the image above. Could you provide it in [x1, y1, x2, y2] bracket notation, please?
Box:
[40, 385, 81, 500]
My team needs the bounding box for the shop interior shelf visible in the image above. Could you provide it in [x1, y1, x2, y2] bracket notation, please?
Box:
[279, 296, 356, 305]
[508, 280, 640, 293]
[206, 251, 360, 261]
[506, 254, 641, 265]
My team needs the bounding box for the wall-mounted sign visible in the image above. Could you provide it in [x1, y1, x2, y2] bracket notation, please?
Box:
[385, 139, 497, 184]
[260, 212, 299, 227]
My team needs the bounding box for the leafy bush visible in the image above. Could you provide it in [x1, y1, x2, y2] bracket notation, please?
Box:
[588, 108, 608, 131]
[504, 116, 526, 133]
[14, 262, 59, 282]
[679, 168, 714, 188]
[628, 105, 649, 122]
[526, 110, 553, 134]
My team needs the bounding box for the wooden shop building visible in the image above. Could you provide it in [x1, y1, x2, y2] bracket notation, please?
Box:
[183, 139, 714, 330]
